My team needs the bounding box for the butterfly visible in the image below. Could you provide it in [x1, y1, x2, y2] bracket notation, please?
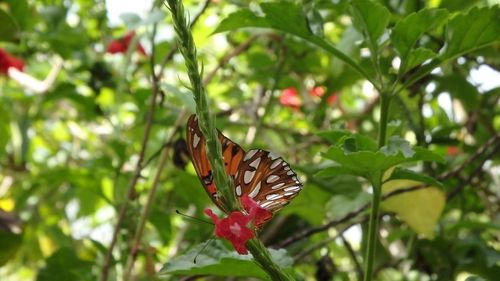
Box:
[186, 114, 303, 228]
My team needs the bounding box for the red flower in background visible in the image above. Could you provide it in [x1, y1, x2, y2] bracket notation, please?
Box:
[327, 93, 338, 105]
[0, 48, 24, 76]
[309, 86, 325, 98]
[447, 146, 459, 157]
[280, 87, 301, 109]
[107, 31, 146, 56]
[205, 209, 254, 254]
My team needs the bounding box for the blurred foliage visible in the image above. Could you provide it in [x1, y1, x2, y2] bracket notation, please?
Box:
[0, 0, 499, 280]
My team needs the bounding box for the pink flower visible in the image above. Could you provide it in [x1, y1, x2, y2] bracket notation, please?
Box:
[107, 31, 146, 56]
[241, 194, 273, 228]
[204, 195, 272, 254]
[280, 87, 301, 109]
[447, 146, 459, 157]
[205, 209, 254, 254]
[309, 86, 325, 98]
[0, 48, 24, 76]
[327, 93, 338, 105]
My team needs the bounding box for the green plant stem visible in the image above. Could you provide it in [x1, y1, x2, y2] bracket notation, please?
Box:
[377, 93, 391, 147]
[166, 0, 237, 212]
[364, 92, 391, 281]
[363, 177, 382, 281]
[246, 239, 295, 281]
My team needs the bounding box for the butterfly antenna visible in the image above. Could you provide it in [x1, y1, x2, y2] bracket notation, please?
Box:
[193, 237, 215, 264]
[175, 210, 213, 225]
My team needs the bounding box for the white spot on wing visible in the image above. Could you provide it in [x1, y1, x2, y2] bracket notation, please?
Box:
[270, 159, 282, 169]
[284, 186, 301, 192]
[235, 185, 242, 196]
[268, 152, 280, 160]
[193, 133, 200, 148]
[244, 170, 255, 184]
[266, 175, 280, 183]
[271, 182, 285, 189]
[286, 170, 294, 176]
[248, 182, 261, 198]
[249, 157, 261, 169]
[284, 166, 290, 171]
[260, 201, 273, 208]
[243, 150, 258, 161]
[266, 194, 283, 200]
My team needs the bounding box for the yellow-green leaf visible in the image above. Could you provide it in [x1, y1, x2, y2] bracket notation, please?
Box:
[382, 179, 445, 239]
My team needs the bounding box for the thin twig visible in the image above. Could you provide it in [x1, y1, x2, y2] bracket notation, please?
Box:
[100, 25, 162, 281]
[123, 112, 186, 280]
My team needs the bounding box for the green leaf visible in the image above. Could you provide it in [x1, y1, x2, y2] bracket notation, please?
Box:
[317, 130, 377, 151]
[382, 180, 445, 239]
[37, 248, 94, 281]
[380, 136, 414, 158]
[0, 10, 20, 42]
[439, 0, 482, 12]
[440, 6, 500, 60]
[213, 1, 376, 87]
[159, 240, 293, 280]
[351, 0, 390, 48]
[391, 8, 449, 57]
[0, 229, 22, 266]
[383, 167, 444, 189]
[322, 137, 444, 178]
[404, 47, 437, 71]
[214, 2, 311, 38]
[326, 192, 371, 220]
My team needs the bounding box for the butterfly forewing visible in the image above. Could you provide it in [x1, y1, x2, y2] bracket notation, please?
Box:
[234, 149, 303, 214]
[186, 115, 246, 210]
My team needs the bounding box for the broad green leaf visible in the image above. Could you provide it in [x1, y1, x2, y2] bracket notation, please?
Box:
[326, 192, 371, 220]
[404, 47, 437, 71]
[382, 180, 445, 239]
[0, 229, 22, 266]
[213, 1, 376, 86]
[380, 136, 415, 158]
[383, 167, 444, 189]
[351, 0, 390, 48]
[159, 240, 293, 280]
[439, 0, 482, 12]
[317, 130, 377, 151]
[440, 6, 500, 60]
[322, 137, 443, 178]
[391, 8, 449, 57]
[37, 248, 94, 281]
[0, 10, 20, 42]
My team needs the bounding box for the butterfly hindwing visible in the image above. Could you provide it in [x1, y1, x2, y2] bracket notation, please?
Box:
[186, 115, 245, 210]
[233, 149, 303, 214]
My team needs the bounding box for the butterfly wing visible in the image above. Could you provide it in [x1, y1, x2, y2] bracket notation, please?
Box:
[186, 115, 245, 210]
[233, 149, 303, 227]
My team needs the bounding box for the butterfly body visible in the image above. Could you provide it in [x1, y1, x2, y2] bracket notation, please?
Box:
[186, 115, 302, 228]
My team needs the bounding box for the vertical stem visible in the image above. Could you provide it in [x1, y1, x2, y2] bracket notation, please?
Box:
[363, 178, 382, 281]
[377, 93, 391, 147]
[364, 92, 391, 281]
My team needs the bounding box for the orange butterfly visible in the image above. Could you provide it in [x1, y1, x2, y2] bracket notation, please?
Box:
[186, 114, 303, 228]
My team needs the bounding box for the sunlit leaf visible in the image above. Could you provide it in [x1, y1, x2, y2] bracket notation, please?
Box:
[351, 0, 390, 48]
[382, 180, 445, 239]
